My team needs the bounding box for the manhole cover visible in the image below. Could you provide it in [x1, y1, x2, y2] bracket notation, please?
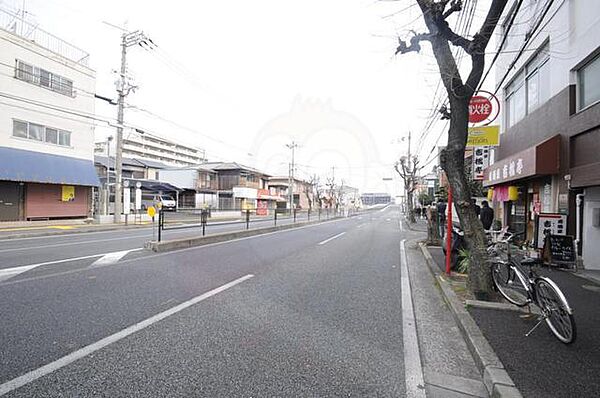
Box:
[582, 284, 600, 293]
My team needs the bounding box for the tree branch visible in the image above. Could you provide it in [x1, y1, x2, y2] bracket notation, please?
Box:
[395, 31, 431, 55]
[464, 0, 508, 92]
[442, 0, 463, 19]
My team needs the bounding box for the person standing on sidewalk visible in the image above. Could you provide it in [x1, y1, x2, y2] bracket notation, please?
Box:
[437, 199, 447, 238]
[480, 200, 494, 230]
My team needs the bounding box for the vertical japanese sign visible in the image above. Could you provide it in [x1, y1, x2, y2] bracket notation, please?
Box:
[472, 146, 490, 180]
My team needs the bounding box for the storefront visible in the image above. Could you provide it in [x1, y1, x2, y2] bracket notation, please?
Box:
[0, 147, 99, 221]
[484, 135, 561, 243]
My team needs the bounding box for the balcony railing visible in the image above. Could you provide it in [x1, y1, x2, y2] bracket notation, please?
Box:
[0, 8, 90, 67]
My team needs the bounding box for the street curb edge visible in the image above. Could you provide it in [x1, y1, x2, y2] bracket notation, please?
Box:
[418, 242, 523, 398]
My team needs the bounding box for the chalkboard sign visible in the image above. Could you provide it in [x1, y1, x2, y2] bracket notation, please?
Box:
[543, 234, 576, 268]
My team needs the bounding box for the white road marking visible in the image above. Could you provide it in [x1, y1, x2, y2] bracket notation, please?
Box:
[399, 220, 404, 232]
[318, 232, 346, 245]
[89, 249, 141, 267]
[356, 223, 367, 229]
[0, 274, 254, 396]
[400, 239, 426, 398]
[0, 249, 143, 283]
[386, 218, 391, 221]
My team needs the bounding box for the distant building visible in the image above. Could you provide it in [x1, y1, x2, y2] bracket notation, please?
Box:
[160, 162, 275, 211]
[0, 9, 98, 221]
[95, 129, 206, 167]
[361, 193, 391, 206]
[268, 177, 314, 209]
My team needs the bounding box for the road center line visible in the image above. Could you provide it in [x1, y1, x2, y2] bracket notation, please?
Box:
[400, 239, 426, 398]
[0, 274, 254, 396]
[318, 232, 346, 245]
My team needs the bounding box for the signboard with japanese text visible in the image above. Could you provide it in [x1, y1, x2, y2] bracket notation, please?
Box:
[483, 146, 536, 187]
[467, 125, 500, 147]
[472, 146, 490, 180]
[469, 96, 493, 123]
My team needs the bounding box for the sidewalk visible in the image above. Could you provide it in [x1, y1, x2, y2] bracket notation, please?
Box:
[403, 237, 488, 397]
[0, 219, 152, 239]
[426, 246, 600, 397]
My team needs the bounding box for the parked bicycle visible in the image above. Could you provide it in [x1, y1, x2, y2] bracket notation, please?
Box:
[489, 233, 577, 344]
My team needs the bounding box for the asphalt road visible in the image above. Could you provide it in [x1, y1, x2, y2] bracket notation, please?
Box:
[0, 210, 347, 273]
[0, 205, 413, 397]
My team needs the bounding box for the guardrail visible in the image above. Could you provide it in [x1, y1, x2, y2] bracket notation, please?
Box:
[154, 207, 363, 242]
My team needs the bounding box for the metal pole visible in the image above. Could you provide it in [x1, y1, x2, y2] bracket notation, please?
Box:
[246, 209, 250, 230]
[293, 208, 297, 223]
[106, 137, 111, 215]
[274, 210, 277, 226]
[114, 35, 127, 223]
[446, 186, 453, 275]
[158, 210, 162, 242]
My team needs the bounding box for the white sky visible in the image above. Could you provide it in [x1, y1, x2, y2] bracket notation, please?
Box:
[1, 0, 494, 196]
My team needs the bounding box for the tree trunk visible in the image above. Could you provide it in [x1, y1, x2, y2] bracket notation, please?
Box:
[427, 207, 442, 245]
[442, 99, 493, 299]
[406, 184, 416, 223]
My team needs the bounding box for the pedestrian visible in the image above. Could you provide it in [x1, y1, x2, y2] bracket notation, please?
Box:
[472, 198, 481, 217]
[480, 200, 494, 230]
[437, 199, 447, 237]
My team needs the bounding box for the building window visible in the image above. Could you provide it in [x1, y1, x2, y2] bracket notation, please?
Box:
[12, 120, 72, 147]
[15, 60, 74, 96]
[505, 43, 550, 128]
[578, 53, 600, 110]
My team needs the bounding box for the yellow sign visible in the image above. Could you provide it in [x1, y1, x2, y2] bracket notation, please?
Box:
[61, 185, 75, 202]
[467, 125, 499, 147]
[147, 206, 156, 218]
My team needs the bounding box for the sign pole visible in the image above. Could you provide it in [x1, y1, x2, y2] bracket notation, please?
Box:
[446, 186, 453, 275]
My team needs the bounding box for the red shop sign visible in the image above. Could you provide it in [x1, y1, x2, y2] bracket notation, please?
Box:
[469, 96, 492, 123]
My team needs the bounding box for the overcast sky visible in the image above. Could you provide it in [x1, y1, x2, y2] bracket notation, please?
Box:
[1, 0, 493, 195]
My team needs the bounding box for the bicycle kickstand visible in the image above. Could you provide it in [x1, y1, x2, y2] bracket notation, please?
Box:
[525, 315, 547, 337]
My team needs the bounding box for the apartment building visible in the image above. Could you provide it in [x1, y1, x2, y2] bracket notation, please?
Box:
[486, 0, 600, 269]
[95, 129, 206, 167]
[0, 9, 98, 221]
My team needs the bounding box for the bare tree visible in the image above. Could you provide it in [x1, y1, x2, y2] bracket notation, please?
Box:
[394, 155, 419, 223]
[305, 174, 319, 211]
[395, 0, 507, 298]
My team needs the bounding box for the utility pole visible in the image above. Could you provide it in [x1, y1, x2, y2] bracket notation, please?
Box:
[286, 141, 298, 210]
[106, 136, 113, 215]
[113, 30, 154, 223]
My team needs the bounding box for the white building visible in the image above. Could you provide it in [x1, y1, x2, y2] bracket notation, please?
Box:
[0, 8, 98, 221]
[488, 1, 600, 269]
[95, 129, 206, 167]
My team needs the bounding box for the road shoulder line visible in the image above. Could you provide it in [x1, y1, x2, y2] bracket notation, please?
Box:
[0, 274, 254, 396]
[399, 239, 427, 398]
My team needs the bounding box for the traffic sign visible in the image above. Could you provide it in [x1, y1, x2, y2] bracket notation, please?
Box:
[147, 206, 156, 218]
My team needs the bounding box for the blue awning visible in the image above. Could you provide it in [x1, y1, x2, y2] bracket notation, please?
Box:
[0, 146, 100, 186]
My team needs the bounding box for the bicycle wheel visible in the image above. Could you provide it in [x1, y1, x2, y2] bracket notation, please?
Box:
[491, 261, 530, 306]
[535, 278, 577, 344]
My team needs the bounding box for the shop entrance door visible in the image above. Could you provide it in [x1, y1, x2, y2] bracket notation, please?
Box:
[0, 182, 21, 221]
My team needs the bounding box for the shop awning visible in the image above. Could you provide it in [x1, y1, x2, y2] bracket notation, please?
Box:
[0, 146, 100, 186]
[483, 135, 560, 187]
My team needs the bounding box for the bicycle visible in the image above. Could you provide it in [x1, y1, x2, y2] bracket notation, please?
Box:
[490, 236, 577, 344]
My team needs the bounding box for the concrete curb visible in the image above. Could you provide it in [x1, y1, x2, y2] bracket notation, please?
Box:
[419, 242, 523, 398]
[144, 218, 341, 253]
